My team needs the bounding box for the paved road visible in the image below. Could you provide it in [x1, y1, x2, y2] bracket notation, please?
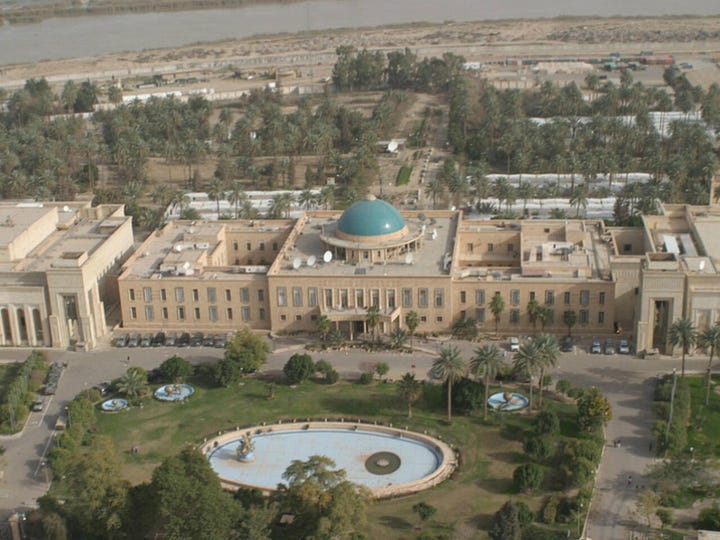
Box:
[0, 337, 711, 539]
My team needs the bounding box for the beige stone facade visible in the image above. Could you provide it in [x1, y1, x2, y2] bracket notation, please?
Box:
[0, 202, 133, 349]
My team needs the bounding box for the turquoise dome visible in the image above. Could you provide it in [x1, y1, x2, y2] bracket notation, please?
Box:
[337, 195, 406, 237]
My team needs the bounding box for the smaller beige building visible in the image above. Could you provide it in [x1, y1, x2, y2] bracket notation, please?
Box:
[0, 202, 133, 349]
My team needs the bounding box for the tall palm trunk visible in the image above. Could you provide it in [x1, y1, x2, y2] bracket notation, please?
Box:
[706, 347, 715, 406]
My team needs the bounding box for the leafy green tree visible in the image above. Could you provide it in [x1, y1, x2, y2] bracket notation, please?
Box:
[470, 343, 505, 420]
[158, 355, 193, 382]
[535, 409, 560, 435]
[523, 436, 552, 461]
[412, 502, 437, 527]
[397, 372, 422, 418]
[669, 317, 697, 378]
[577, 387, 612, 431]
[490, 292, 505, 336]
[389, 328, 408, 350]
[526, 298, 541, 334]
[490, 500, 522, 540]
[513, 463, 544, 492]
[405, 310, 420, 347]
[563, 310, 577, 337]
[699, 322, 720, 405]
[431, 345, 466, 423]
[213, 358, 243, 387]
[316, 314, 332, 342]
[365, 305, 381, 342]
[374, 361, 389, 381]
[224, 328, 270, 373]
[635, 489, 660, 527]
[656, 508, 674, 528]
[283, 353, 316, 384]
[452, 317, 478, 340]
[697, 504, 720, 530]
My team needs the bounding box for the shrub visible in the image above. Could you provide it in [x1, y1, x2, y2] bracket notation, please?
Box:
[325, 369, 339, 385]
[315, 360, 332, 375]
[566, 387, 585, 399]
[214, 358, 243, 387]
[524, 436, 552, 461]
[490, 500, 522, 540]
[515, 501, 534, 526]
[77, 388, 102, 403]
[396, 165, 412, 185]
[697, 504, 720, 530]
[555, 379, 572, 395]
[449, 378, 484, 413]
[283, 353, 316, 384]
[656, 508, 674, 528]
[513, 463, 544, 493]
[158, 356, 193, 382]
[359, 372, 373, 385]
[542, 495, 560, 524]
[535, 410, 560, 435]
[560, 456, 595, 489]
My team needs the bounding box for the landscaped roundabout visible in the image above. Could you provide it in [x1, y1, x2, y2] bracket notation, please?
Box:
[202, 422, 456, 498]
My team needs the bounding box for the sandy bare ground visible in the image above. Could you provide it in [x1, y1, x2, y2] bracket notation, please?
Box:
[1, 16, 720, 84]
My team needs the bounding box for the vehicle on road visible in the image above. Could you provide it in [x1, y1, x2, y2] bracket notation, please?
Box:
[127, 333, 141, 347]
[114, 334, 129, 347]
[164, 332, 177, 346]
[152, 332, 166, 347]
[590, 337, 602, 354]
[202, 334, 215, 347]
[55, 415, 67, 431]
[618, 339, 631, 354]
[214, 334, 227, 348]
[190, 332, 204, 347]
[178, 332, 191, 347]
[509, 337, 520, 352]
[604, 339, 616, 355]
[93, 382, 111, 396]
[140, 333, 153, 347]
[561, 336, 574, 352]
[32, 396, 46, 412]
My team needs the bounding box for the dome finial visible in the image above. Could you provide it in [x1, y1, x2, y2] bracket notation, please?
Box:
[365, 194, 377, 201]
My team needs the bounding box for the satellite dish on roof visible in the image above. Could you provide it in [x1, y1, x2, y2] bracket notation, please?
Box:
[699, 260, 706, 271]
[323, 250, 333, 263]
[405, 253, 414, 265]
[292, 257, 302, 270]
[307, 255, 317, 267]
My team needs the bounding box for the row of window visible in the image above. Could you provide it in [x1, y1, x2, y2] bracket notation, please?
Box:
[128, 287, 264, 304]
[129, 305, 265, 322]
[459, 308, 605, 325]
[458, 289, 607, 307]
[466, 242, 516, 254]
[232, 240, 278, 251]
[276, 287, 447, 309]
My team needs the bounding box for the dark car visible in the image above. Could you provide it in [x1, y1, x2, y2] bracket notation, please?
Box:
[152, 332, 166, 347]
[604, 339, 616, 355]
[190, 332, 204, 347]
[140, 333, 153, 347]
[561, 336, 574, 352]
[213, 334, 227, 348]
[114, 334, 129, 347]
[202, 334, 215, 347]
[164, 332, 177, 346]
[618, 339, 631, 354]
[93, 382, 111, 396]
[147, 368, 162, 384]
[590, 337, 602, 354]
[177, 332, 191, 346]
[127, 333, 141, 348]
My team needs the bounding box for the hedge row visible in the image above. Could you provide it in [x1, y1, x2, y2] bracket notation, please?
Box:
[0, 351, 46, 433]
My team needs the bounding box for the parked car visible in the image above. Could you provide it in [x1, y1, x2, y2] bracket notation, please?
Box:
[152, 331, 166, 347]
[190, 332, 204, 347]
[561, 336, 574, 352]
[114, 334, 129, 347]
[604, 339, 616, 355]
[213, 334, 227, 348]
[618, 339, 631, 354]
[509, 337, 520, 352]
[178, 332, 191, 347]
[127, 333, 141, 347]
[140, 333, 153, 347]
[147, 368, 162, 384]
[164, 332, 177, 346]
[93, 382, 111, 396]
[202, 334, 215, 347]
[32, 396, 46, 412]
[590, 337, 602, 354]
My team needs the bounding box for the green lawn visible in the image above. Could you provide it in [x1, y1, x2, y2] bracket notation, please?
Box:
[686, 375, 720, 458]
[93, 373, 583, 538]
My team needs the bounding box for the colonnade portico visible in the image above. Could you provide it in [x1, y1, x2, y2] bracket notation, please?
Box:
[0, 304, 50, 347]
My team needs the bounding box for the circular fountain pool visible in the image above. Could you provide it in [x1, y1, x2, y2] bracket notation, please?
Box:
[488, 392, 529, 411]
[154, 383, 195, 401]
[101, 398, 128, 412]
[202, 422, 456, 498]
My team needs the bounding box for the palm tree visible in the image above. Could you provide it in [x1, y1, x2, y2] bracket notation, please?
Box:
[227, 181, 245, 219]
[405, 310, 420, 348]
[563, 310, 577, 337]
[569, 183, 589, 218]
[669, 317, 697, 378]
[424, 177, 445, 210]
[397, 372, 422, 418]
[269, 192, 293, 218]
[389, 328, 408, 350]
[490, 292, 505, 336]
[526, 298, 541, 335]
[532, 335, 559, 408]
[206, 177, 226, 217]
[431, 345, 466, 423]
[699, 322, 720, 405]
[537, 306, 553, 332]
[316, 315, 331, 342]
[470, 344, 505, 420]
[366, 305, 381, 343]
[298, 189, 316, 210]
[117, 368, 146, 402]
[513, 341, 541, 410]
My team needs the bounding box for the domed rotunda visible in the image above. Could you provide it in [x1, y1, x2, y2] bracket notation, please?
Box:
[321, 195, 425, 264]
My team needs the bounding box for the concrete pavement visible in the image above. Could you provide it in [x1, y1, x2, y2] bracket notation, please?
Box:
[0, 337, 711, 539]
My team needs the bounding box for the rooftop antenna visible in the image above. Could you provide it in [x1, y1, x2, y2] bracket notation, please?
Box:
[292, 257, 302, 270]
[307, 255, 317, 267]
[323, 250, 333, 263]
[405, 252, 414, 265]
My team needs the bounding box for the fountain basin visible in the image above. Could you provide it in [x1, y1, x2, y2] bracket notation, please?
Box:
[202, 422, 456, 498]
[154, 383, 195, 401]
[488, 392, 529, 411]
[101, 398, 128, 412]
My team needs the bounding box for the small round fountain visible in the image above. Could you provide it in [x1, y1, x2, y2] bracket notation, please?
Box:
[154, 383, 195, 402]
[236, 432, 255, 462]
[488, 391, 529, 411]
[101, 398, 128, 412]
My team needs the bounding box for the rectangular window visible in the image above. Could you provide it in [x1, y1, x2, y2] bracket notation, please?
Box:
[529, 291, 535, 301]
[488, 243, 494, 252]
[356, 289, 365, 308]
[545, 290, 555, 305]
[177, 306, 185, 320]
[467, 243, 474, 253]
[475, 289, 485, 305]
[208, 306, 218, 322]
[259, 308, 266, 320]
[145, 305, 154, 320]
[507, 243, 514, 253]
[308, 288, 318, 308]
[259, 242, 265, 251]
[402, 288, 412, 308]
[143, 287, 152, 302]
[510, 309, 520, 324]
[239, 288, 250, 303]
[233, 241, 238, 251]
[387, 289, 396, 309]
[420, 316, 427, 322]
[293, 287, 303, 307]
[160, 289, 167, 302]
[324, 289, 333, 308]
[371, 289, 380, 308]
[246, 241, 251, 250]
[277, 287, 287, 307]
[225, 289, 232, 302]
[434, 288, 444, 308]
[510, 289, 520, 306]
[295, 314, 302, 321]
[207, 288, 217, 303]
[436, 316, 443, 323]
[130, 306, 137, 319]
[241, 306, 251, 322]
[128, 289, 135, 301]
[460, 310, 467, 320]
[598, 311, 605, 324]
[579, 309, 589, 324]
[162, 307, 168, 320]
[226, 307, 233, 320]
[475, 308, 486, 323]
[258, 289, 264, 302]
[599, 292, 606, 305]
[192, 289, 199, 302]
[460, 290, 466, 304]
[280, 314, 286, 321]
[580, 290, 590, 306]
[272, 242, 278, 251]
[194, 307, 201, 320]
[418, 289, 428, 308]
[564, 291, 571, 305]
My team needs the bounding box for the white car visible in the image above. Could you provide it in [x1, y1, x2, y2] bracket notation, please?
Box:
[509, 337, 520, 352]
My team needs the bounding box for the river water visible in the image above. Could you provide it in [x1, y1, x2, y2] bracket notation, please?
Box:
[0, 0, 718, 66]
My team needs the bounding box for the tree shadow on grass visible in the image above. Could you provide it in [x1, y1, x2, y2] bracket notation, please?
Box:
[475, 475, 514, 495]
[319, 395, 396, 417]
[377, 515, 414, 530]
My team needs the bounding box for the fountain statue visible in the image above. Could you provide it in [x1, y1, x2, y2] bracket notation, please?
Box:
[236, 432, 255, 462]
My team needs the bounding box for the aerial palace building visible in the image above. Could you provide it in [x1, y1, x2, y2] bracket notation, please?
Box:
[116, 195, 720, 355]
